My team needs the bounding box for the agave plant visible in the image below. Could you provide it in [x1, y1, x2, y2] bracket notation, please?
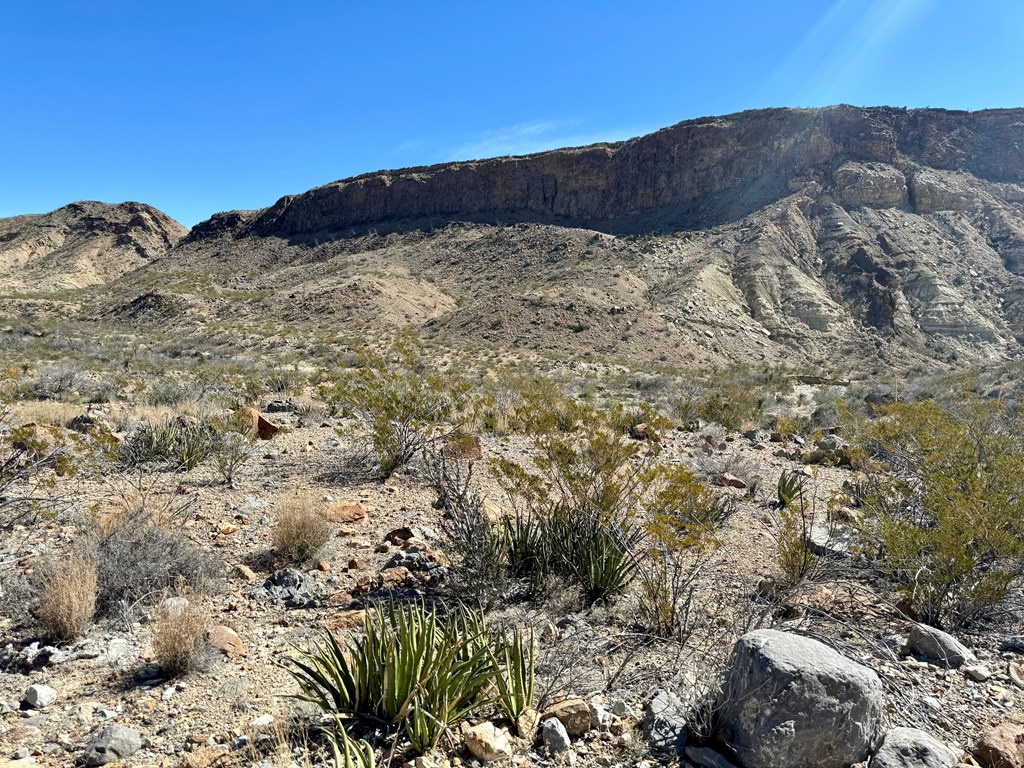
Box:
[490, 629, 535, 724]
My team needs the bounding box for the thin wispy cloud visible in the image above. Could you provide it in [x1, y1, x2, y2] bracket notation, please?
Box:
[442, 119, 652, 162]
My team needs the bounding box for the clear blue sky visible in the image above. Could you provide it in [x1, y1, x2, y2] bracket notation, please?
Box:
[3, 0, 1023, 228]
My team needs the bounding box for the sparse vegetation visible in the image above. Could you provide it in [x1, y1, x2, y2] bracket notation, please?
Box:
[35, 542, 98, 642]
[152, 598, 209, 676]
[273, 492, 331, 563]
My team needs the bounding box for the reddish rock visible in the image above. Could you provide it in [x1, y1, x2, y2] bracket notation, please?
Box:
[976, 722, 1024, 768]
[542, 698, 592, 737]
[380, 566, 412, 589]
[234, 407, 281, 440]
[207, 625, 246, 658]
[713, 473, 748, 490]
[326, 502, 369, 524]
[384, 526, 414, 544]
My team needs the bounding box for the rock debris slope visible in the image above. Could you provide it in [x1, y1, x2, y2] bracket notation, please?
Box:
[0, 201, 186, 292]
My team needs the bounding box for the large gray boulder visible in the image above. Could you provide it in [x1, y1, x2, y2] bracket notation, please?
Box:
[870, 728, 958, 768]
[718, 630, 884, 768]
[82, 724, 142, 766]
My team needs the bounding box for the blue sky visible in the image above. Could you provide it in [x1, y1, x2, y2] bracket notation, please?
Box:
[3, 0, 1023, 227]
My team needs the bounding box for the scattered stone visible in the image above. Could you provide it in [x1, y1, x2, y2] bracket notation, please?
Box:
[252, 568, 312, 607]
[611, 699, 635, 719]
[207, 626, 246, 658]
[686, 745, 741, 768]
[81, 724, 142, 766]
[543, 717, 572, 754]
[965, 664, 993, 682]
[22, 684, 57, 709]
[642, 689, 688, 755]
[230, 563, 258, 581]
[805, 522, 857, 559]
[385, 526, 415, 544]
[907, 624, 977, 669]
[713, 472, 747, 490]
[327, 502, 369, 524]
[517, 708, 541, 741]
[870, 728, 958, 768]
[134, 663, 162, 683]
[543, 698, 592, 737]
[975, 721, 1024, 768]
[463, 722, 512, 762]
[589, 701, 611, 730]
[718, 629, 883, 768]
[1000, 636, 1024, 653]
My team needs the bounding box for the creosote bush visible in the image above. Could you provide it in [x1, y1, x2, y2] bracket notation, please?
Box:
[321, 340, 469, 479]
[854, 395, 1024, 628]
[35, 542, 98, 642]
[273, 492, 331, 563]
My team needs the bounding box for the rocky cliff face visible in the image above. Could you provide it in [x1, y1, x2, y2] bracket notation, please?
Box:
[0, 201, 186, 291]
[158, 105, 1024, 369]
[243, 106, 1024, 238]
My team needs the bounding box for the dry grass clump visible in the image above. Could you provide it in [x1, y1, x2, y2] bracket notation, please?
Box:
[152, 597, 209, 677]
[273, 492, 330, 563]
[36, 542, 98, 642]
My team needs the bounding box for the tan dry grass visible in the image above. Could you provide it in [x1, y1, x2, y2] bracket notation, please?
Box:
[272, 490, 330, 563]
[37, 542, 97, 642]
[152, 597, 210, 677]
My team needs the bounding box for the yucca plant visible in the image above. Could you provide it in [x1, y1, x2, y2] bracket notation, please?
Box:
[287, 602, 497, 755]
[777, 470, 806, 510]
[325, 718, 376, 768]
[491, 629, 535, 724]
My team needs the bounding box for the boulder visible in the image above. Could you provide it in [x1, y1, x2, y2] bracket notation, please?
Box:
[22, 684, 57, 709]
[207, 626, 246, 658]
[870, 728, 958, 768]
[975, 722, 1024, 768]
[463, 722, 512, 762]
[543, 698, 592, 737]
[718, 629, 883, 768]
[82, 724, 142, 766]
[543, 716, 571, 754]
[907, 624, 976, 669]
[642, 689, 688, 755]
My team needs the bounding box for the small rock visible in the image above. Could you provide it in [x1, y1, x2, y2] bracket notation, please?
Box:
[589, 701, 611, 730]
[253, 714, 274, 730]
[22, 685, 57, 709]
[327, 502, 369, 524]
[642, 689, 688, 755]
[543, 717, 571, 754]
[870, 728, 957, 768]
[207, 626, 246, 658]
[463, 722, 512, 762]
[517, 708, 541, 741]
[1000, 636, 1024, 653]
[611, 699, 635, 719]
[82, 724, 142, 766]
[230, 563, 258, 581]
[713, 473, 747, 490]
[544, 698, 592, 737]
[907, 624, 976, 669]
[965, 664, 993, 682]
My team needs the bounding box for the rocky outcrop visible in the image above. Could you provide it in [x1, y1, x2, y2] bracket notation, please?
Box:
[718, 629, 884, 768]
[238, 106, 1024, 239]
[0, 201, 186, 291]
[870, 728, 958, 768]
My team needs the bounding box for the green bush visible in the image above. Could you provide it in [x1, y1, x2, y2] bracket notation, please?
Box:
[855, 396, 1024, 628]
[321, 341, 468, 479]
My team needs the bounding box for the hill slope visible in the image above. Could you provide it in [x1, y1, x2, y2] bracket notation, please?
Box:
[141, 106, 1024, 370]
[0, 201, 186, 292]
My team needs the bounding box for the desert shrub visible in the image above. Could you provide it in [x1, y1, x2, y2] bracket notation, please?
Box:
[118, 417, 227, 472]
[775, 470, 818, 585]
[273, 493, 331, 563]
[146, 380, 194, 407]
[854, 396, 1024, 628]
[288, 602, 530, 755]
[35, 542, 98, 642]
[321, 341, 468, 479]
[31, 364, 80, 400]
[152, 598, 209, 676]
[0, 412, 79, 530]
[636, 465, 734, 636]
[423, 447, 506, 607]
[212, 430, 256, 487]
[696, 382, 761, 432]
[95, 504, 221, 618]
[494, 403, 662, 605]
